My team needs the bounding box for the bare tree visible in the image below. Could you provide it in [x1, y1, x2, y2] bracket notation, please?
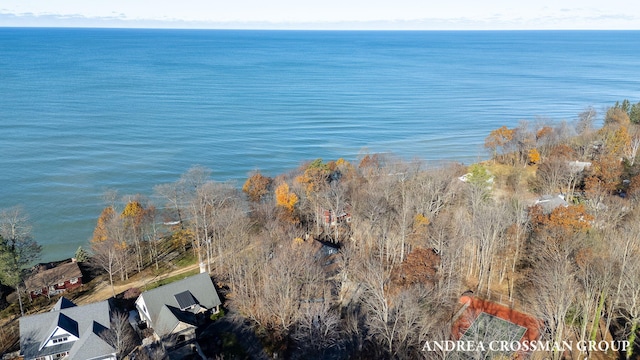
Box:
[154, 181, 187, 227]
[470, 201, 511, 295]
[605, 220, 640, 339]
[229, 240, 327, 350]
[100, 311, 138, 359]
[624, 126, 640, 166]
[535, 158, 570, 195]
[576, 107, 597, 136]
[291, 303, 344, 359]
[574, 250, 615, 358]
[91, 232, 119, 297]
[154, 165, 210, 228]
[618, 257, 640, 359]
[357, 256, 399, 357]
[187, 180, 236, 274]
[91, 211, 133, 295]
[529, 240, 579, 360]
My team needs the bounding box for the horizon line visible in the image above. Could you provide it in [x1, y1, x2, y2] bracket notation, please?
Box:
[2, 25, 640, 31]
[2, 13, 639, 31]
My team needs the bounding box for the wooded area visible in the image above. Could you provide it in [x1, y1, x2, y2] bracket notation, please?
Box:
[3, 100, 640, 359]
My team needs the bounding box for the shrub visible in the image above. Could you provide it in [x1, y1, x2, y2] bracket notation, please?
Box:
[210, 308, 225, 321]
[123, 287, 141, 300]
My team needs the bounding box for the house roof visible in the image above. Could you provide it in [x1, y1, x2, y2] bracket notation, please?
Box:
[52, 296, 77, 311]
[568, 160, 592, 172]
[175, 290, 198, 310]
[67, 322, 115, 360]
[137, 273, 220, 337]
[534, 194, 569, 214]
[25, 261, 82, 291]
[20, 298, 115, 360]
[154, 305, 198, 336]
[49, 312, 79, 338]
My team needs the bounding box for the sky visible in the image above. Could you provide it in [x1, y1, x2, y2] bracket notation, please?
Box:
[1, 0, 639, 30]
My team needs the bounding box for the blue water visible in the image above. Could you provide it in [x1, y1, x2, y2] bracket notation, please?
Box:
[1, 28, 639, 261]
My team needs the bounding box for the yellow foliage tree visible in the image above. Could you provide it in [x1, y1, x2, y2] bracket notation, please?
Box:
[275, 183, 298, 212]
[413, 213, 430, 228]
[528, 148, 541, 164]
[292, 237, 304, 246]
[92, 206, 115, 243]
[604, 107, 631, 126]
[122, 200, 143, 218]
[171, 228, 194, 252]
[412, 213, 430, 239]
[601, 126, 631, 157]
[122, 200, 144, 231]
[335, 158, 349, 167]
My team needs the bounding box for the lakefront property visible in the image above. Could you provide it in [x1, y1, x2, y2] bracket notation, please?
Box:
[2, 10, 640, 359]
[24, 261, 83, 300]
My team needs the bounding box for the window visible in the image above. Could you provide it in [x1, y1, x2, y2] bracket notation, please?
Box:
[52, 337, 68, 344]
[58, 281, 65, 287]
[70, 277, 78, 284]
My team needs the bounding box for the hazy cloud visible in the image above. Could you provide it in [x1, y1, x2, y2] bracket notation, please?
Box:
[0, 9, 638, 30]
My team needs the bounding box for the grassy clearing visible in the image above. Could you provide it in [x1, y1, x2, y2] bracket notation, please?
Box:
[142, 268, 200, 291]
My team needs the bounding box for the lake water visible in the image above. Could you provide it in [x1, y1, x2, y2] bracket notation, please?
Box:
[1, 29, 639, 261]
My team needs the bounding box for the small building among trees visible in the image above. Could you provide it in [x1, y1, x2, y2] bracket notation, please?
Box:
[320, 208, 352, 227]
[533, 194, 569, 214]
[24, 260, 83, 299]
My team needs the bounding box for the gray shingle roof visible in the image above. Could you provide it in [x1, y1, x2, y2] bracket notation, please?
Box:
[153, 305, 198, 336]
[52, 297, 77, 311]
[67, 321, 116, 360]
[137, 273, 221, 337]
[535, 194, 569, 214]
[19, 298, 115, 360]
[25, 262, 82, 291]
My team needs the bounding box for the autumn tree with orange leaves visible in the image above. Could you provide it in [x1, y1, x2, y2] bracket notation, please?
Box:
[391, 247, 440, 287]
[528, 148, 541, 165]
[92, 206, 115, 243]
[529, 203, 593, 246]
[275, 182, 299, 222]
[585, 154, 624, 198]
[485, 125, 515, 162]
[243, 171, 273, 203]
